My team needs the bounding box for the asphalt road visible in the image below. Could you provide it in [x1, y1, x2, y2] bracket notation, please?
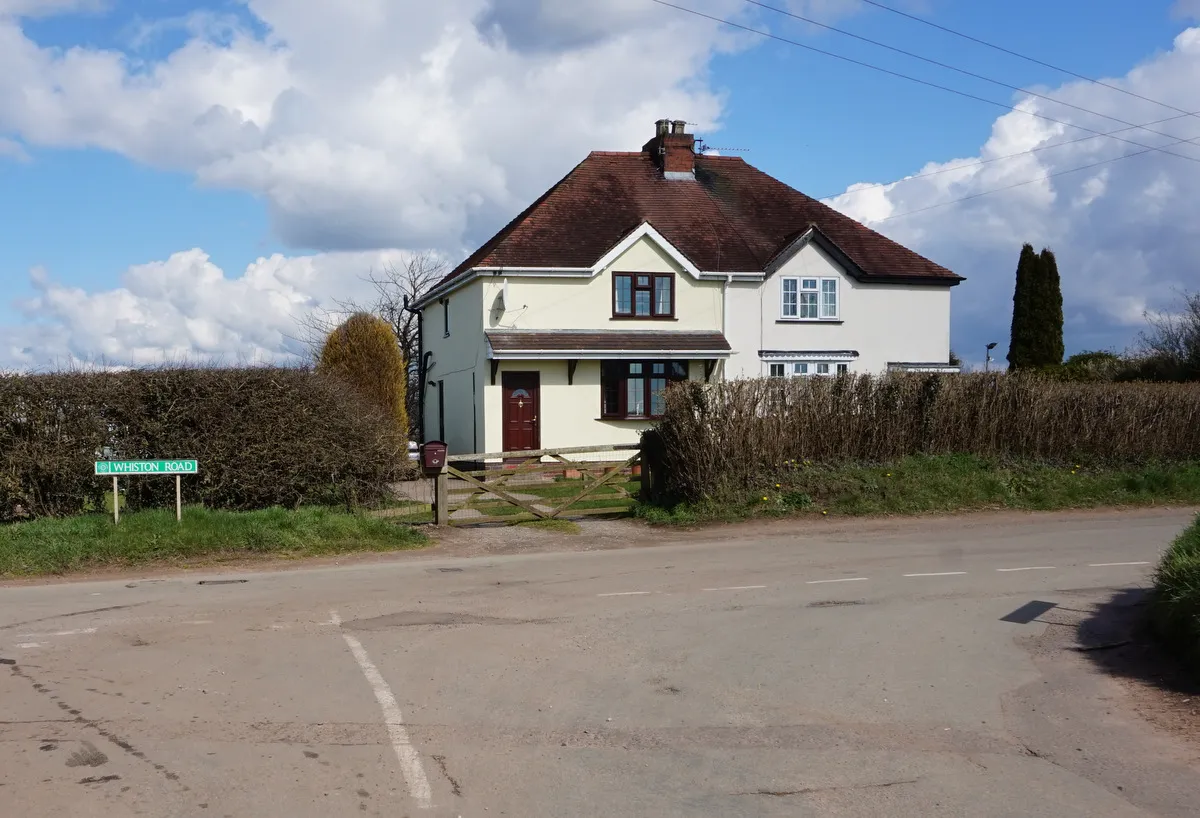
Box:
[2, 509, 1199, 817]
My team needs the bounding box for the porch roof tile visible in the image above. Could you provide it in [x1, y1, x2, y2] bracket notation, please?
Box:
[486, 330, 731, 354]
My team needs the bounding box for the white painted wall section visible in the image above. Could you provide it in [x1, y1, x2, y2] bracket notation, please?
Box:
[726, 242, 952, 377]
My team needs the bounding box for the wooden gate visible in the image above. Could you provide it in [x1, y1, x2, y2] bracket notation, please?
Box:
[434, 444, 641, 526]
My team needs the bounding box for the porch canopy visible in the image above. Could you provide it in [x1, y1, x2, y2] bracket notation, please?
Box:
[485, 330, 731, 361]
[485, 329, 731, 384]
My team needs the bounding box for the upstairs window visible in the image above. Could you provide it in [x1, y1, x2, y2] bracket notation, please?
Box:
[781, 277, 838, 320]
[442, 298, 450, 337]
[614, 273, 674, 319]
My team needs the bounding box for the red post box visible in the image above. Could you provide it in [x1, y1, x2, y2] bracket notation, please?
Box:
[420, 441, 447, 474]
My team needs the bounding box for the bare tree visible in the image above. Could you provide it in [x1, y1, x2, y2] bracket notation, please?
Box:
[1135, 289, 1200, 381]
[296, 251, 447, 437]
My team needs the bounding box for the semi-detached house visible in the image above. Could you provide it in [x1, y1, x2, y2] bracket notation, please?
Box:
[415, 120, 963, 456]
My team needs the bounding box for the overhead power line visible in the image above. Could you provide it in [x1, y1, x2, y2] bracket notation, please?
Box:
[742, 0, 1192, 142]
[813, 109, 1200, 201]
[869, 126, 1200, 224]
[651, 1, 1200, 166]
[856, 0, 1194, 117]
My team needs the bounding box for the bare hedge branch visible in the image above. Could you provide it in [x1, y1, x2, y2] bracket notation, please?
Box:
[0, 366, 412, 521]
[646, 373, 1200, 504]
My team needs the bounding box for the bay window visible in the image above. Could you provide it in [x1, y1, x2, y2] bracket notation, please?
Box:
[601, 360, 688, 418]
[766, 361, 849, 378]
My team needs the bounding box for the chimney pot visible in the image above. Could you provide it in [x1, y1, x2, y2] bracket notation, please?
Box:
[643, 119, 696, 180]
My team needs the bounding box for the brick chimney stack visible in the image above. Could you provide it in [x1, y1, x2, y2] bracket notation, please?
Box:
[643, 119, 696, 180]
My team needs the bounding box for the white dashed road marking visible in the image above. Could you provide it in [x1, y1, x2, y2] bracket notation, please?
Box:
[330, 610, 432, 809]
[904, 572, 968, 578]
[807, 577, 869, 585]
[702, 586, 767, 592]
[597, 591, 652, 597]
[1089, 562, 1151, 567]
[16, 628, 97, 638]
[996, 567, 1056, 572]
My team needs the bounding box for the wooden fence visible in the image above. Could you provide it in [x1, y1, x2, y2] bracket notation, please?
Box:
[431, 444, 642, 526]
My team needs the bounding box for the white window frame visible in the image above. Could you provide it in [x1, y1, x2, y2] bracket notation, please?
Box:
[780, 276, 839, 321]
[768, 360, 849, 378]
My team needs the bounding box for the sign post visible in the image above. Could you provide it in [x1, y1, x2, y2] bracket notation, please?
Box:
[94, 460, 199, 524]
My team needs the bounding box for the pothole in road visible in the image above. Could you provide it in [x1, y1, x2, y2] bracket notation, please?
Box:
[807, 599, 867, 608]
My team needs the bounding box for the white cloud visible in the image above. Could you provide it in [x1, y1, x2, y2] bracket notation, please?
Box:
[3, 250, 402, 369]
[0, 0, 750, 252]
[0, 135, 27, 161]
[829, 27, 1200, 358]
[1, 1, 1197, 367]
[0, 0, 105, 18]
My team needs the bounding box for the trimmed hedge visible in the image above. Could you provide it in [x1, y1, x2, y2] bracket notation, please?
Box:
[0, 367, 411, 520]
[644, 373, 1200, 504]
[1151, 515, 1200, 676]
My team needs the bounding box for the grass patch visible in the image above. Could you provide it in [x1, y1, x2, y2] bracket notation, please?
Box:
[1151, 514, 1200, 677]
[516, 519, 581, 534]
[637, 455, 1200, 525]
[0, 506, 427, 577]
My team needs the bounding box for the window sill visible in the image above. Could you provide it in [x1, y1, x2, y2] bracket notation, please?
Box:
[610, 316, 678, 321]
[597, 416, 661, 422]
[776, 318, 843, 324]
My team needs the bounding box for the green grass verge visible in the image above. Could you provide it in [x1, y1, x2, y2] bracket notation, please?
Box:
[635, 455, 1200, 525]
[1150, 514, 1200, 677]
[0, 506, 427, 577]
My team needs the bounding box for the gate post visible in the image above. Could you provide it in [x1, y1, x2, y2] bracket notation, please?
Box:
[434, 466, 449, 527]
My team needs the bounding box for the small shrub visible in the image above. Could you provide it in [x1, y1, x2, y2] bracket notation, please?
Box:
[1150, 516, 1200, 676]
[318, 313, 408, 436]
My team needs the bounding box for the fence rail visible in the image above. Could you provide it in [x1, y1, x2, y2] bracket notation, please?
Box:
[431, 444, 643, 526]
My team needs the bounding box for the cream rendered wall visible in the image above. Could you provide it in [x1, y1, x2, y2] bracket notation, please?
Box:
[481, 360, 708, 454]
[470, 235, 725, 454]
[421, 279, 486, 452]
[479, 236, 724, 332]
[725, 242, 952, 377]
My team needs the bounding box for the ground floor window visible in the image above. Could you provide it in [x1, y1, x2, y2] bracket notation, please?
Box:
[601, 360, 688, 418]
[767, 361, 849, 378]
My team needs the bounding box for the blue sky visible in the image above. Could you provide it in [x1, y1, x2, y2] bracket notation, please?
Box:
[1, 0, 1198, 366]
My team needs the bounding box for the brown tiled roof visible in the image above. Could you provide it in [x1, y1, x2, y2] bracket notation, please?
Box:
[443, 151, 960, 287]
[486, 330, 731, 354]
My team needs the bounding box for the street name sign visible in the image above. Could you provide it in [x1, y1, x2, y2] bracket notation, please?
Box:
[95, 460, 198, 476]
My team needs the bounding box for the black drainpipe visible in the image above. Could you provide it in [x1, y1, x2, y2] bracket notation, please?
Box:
[404, 295, 432, 443]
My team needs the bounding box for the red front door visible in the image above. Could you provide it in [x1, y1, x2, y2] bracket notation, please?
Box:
[502, 372, 540, 452]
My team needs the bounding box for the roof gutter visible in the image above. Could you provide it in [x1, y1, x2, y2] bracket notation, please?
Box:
[489, 349, 732, 361]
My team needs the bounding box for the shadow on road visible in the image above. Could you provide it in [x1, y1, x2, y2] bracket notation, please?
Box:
[1075, 587, 1199, 697]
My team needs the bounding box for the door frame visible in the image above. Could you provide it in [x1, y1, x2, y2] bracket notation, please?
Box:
[501, 371, 541, 452]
